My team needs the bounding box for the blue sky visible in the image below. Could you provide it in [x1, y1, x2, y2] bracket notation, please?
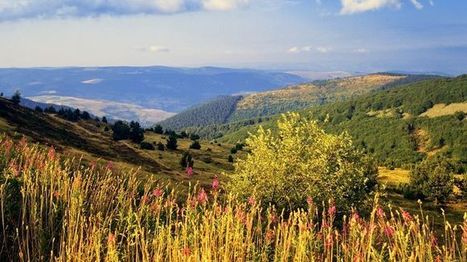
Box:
[0, 0, 466, 74]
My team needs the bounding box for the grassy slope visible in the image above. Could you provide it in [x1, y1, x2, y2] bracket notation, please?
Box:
[0, 97, 241, 187]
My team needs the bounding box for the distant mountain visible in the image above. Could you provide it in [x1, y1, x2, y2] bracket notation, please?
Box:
[0, 66, 306, 118]
[159, 73, 439, 131]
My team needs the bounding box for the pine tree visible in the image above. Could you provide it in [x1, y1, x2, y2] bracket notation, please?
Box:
[11, 90, 21, 105]
[166, 134, 178, 150]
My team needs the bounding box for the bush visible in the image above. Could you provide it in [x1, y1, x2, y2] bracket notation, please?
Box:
[11, 90, 21, 105]
[157, 142, 165, 151]
[140, 142, 155, 150]
[190, 134, 200, 141]
[230, 147, 238, 154]
[228, 155, 234, 163]
[409, 156, 455, 204]
[180, 152, 194, 168]
[166, 134, 178, 150]
[229, 113, 378, 213]
[190, 140, 201, 150]
[34, 106, 43, 113]
[129, 121, 145, 144]
[153, 124, 164, 134]
[112, 121, 130, 141]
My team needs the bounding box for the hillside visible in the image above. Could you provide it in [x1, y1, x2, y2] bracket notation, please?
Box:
[201, 75, 467, 168]
[0, 97, 241, 185]
[159, 73, 439, 131]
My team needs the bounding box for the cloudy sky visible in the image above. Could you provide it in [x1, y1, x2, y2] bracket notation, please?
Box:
[0, 0, 466, 74]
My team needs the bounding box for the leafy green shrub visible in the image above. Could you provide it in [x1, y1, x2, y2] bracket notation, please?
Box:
[157, 142, 165, 151]
[409, 156, 455, 204]
[228, 112, 378, 213]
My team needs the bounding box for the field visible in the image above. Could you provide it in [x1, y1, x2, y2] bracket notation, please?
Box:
[1, 138, 466, 261]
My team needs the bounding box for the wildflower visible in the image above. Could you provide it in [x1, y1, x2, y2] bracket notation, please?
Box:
[152, 188, 163, 198]
[352, 212, 360, 222]
[197, 189, 208, 204]
[183, 246, 191, 256]
[106, 161, 113, 170]
[186, 166, 193, 177]
[108, 233, 116, 244]
[268, 211, 278, 224]
[141, 195, 149, 204]
[265, 229, 275, 243]
[401, 209, 413, 223]
[431, 234, 438, 248]
[328, 205, 336, 217]
[53, 191, 60, 199]
[384, 225, 395, 238]
[212, 175, 220, 191]
[377, 207, 385, 219]
[248, 196, 256, 206]
[48, 146, 56, 160]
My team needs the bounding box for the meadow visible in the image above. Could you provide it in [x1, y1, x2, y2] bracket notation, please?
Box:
[1, 136, 466, 261]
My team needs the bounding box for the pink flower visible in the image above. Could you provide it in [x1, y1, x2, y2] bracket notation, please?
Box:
[248, 196, 256, 206]
[186, 167, 193, 177]
[377, 207, 385, 219]
[197, 189, 208, 204]
[328, 205, 336, 217]
[352, 212, 360, 221]
[384, 226, 395, 238]
[152, 188, 163, 198]
[212, 175, 219, 191]
[106, 161, 113, 170]
[48, 146, 56, 160]
[401, 209, 413, 222]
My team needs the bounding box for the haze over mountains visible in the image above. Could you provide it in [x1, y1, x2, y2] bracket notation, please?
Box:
[0, 66, 306, 125]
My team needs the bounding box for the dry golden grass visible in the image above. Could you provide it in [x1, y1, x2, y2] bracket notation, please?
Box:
[420, 102, 467, 118]
[1, 137, 466, 261]
[237, 74, 405, 110]
[378, 167, 411, 186]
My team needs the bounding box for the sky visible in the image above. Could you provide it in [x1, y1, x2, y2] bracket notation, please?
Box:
[0, 0, 466, 74]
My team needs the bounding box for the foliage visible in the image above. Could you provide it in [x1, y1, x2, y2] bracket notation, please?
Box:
[159, 95, 242, 130]
[189, 140, 201, 150]
[157, 141, 165, 151]
[228, 112, 378, 213]
[11, 90, 21, 105]
[409, 157, 455, 204]
[166, 133, 178, 150]
[0, 137, 465, 261]
[129, 121, 145, 143]
[180, 151, 194, 168]
[228, 155, 234, 163]
[140, 141, 155, 150]
[153, 124, 163, 134]
[112, 120, 130, 141]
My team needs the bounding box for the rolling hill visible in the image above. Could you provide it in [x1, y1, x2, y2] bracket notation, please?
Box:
[159, 73, 439, 131]
[185, 75, 467, 169]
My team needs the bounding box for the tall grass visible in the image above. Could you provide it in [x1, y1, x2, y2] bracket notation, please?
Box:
[1, 136, 466, 261]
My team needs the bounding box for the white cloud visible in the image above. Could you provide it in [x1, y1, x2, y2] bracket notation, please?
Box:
[410, 0, 423, 9]
[135, 45, 171, 53]
[428, 0, 434, 6]
[287, 46, 313, 54]
[354, 48, 369, 53]
[340, 0, 402, 15]
[0, 0, 252, 21]
[81, 78, 103, 84]
[201, 0, 250, 11]
[316, 46, 332, 53]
